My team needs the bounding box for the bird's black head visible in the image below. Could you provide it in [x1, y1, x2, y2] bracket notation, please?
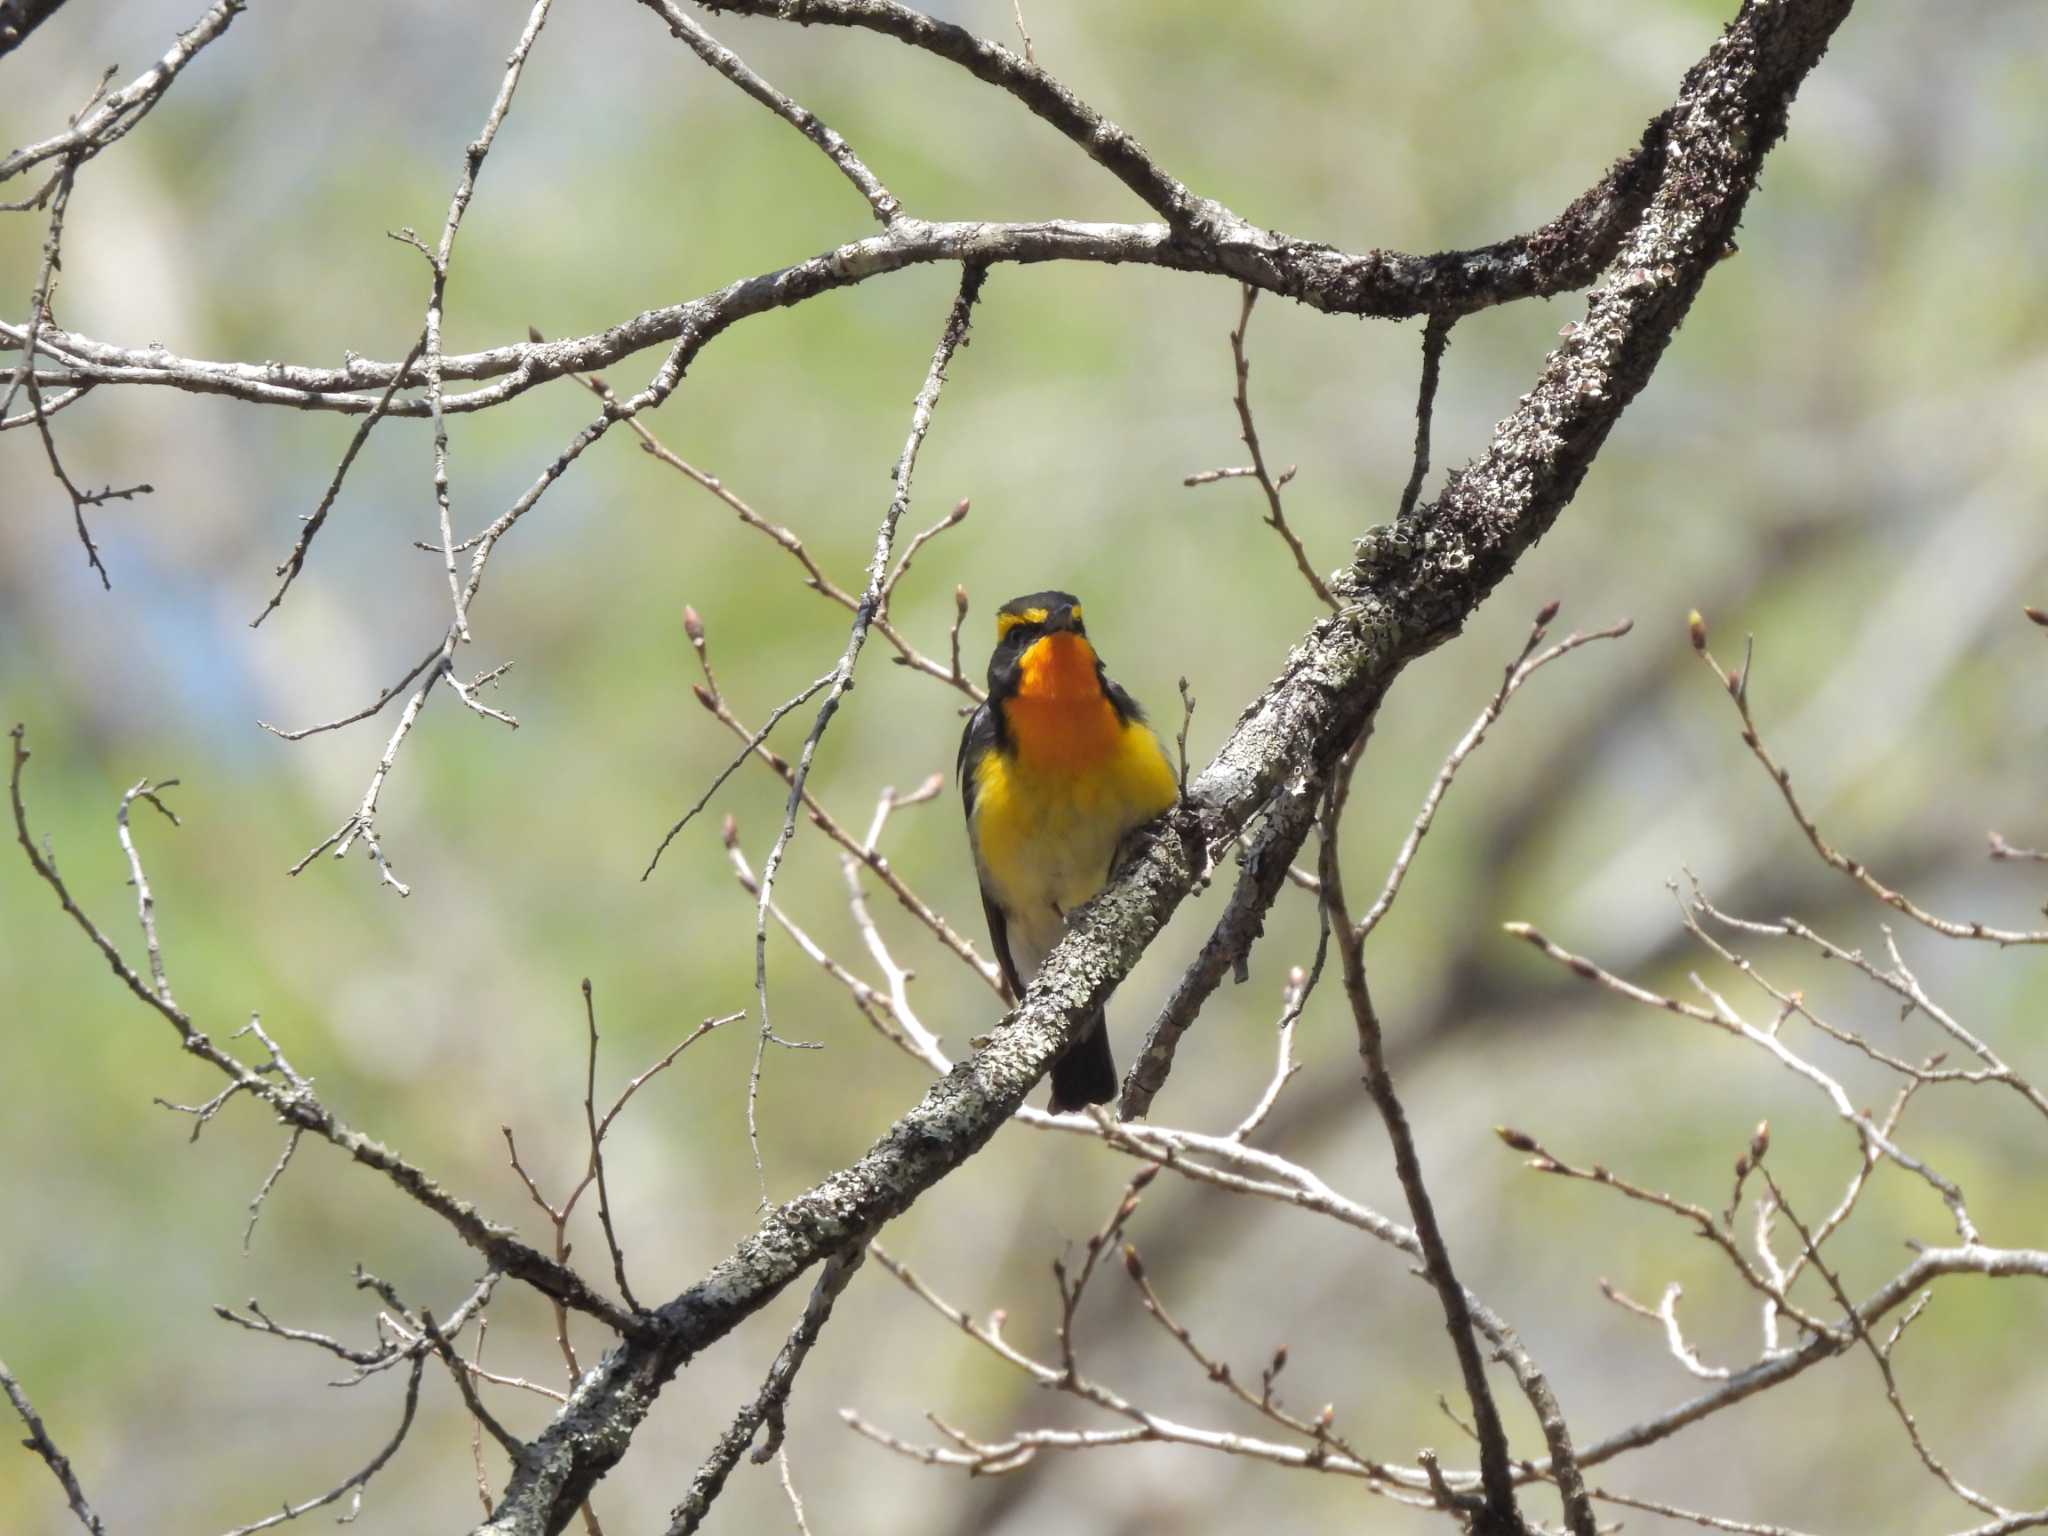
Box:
[987, 590, 1089, 694]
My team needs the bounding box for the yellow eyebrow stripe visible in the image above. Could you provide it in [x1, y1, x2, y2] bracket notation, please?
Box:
[995, 607, 1046, 637]
[994, 604, 1081, 638]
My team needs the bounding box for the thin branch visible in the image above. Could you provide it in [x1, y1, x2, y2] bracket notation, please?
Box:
[423, 1308, 527, 1465]
[1322, 806, 1544, 1535]
[1230, 960, 1312, 1141]
[578, 980, 639, 1313]
[10, 162, 147, 589]
[417, 0, 556, 643]
[1505, 922, 1981, 1245]
[9, 726, 642, 1335]
[471, 1318, 497, 1516]
[1760, 1171, 2008, 1519]
[241, 1127, 303, 1253]
[1355, 609, 1632, 940]
[566, 361, 984, 700]
[858, 1245, 1425, 1494]
[1577, 1484, 1821, 1536]
[881, 498, 969, 620]
[1691, 624, 2048, 944]
[1, 1359, 105, 1535]
[745, 262, 986, 1198]
[1185, 285, 1335, 610]
[1502, 1127, 1832, 1337]
[643, 669, 837, 880]
[1395, 313, 1454, 520]
[1987, 832, 2048, 863]
[1118, 759, 1324, 1119]
[252, 335, 427, 626]
[637, 0, 900, 223]
[1008, 0, 1033, 65]
[680, 624, 1001, 990]
[1686, 886, 2048, 1124]
[1, 104, 1670, 418]
[667, 1247, 867, 1536]
[258, 642, 441, 741]
[0, 0, 248, 183]
[218, 1356, 428, 1535]
[0, 378, 92, 428]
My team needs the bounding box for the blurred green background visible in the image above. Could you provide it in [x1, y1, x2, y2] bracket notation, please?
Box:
[4, 2, 2046, 1532]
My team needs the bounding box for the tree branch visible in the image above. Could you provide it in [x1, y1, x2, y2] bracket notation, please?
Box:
[0, 113, 1667, 421]
[1, 1359, 104, 1535]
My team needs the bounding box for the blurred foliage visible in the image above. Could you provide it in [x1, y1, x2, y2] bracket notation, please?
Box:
[3, 2, 2046, 1533]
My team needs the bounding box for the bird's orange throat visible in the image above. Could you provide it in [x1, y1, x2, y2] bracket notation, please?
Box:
[1001, 633, 1120, 770]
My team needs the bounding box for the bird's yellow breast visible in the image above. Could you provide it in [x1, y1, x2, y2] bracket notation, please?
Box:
[971, 708, 1178, 946]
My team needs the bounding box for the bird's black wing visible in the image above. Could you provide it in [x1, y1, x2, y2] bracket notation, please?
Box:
[959, 701, 1024, 1002]
[1103, 675, 1148, 726]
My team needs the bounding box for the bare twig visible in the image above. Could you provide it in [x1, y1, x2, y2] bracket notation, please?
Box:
[412, 0, 557, 643]
[744, 263, 986, 1199]
[566, 361, 982, 703]
[1691, 620, 2048, 944]
[253, 335, 428, 627]
[471, 1318, 497, 1516]
[1175, 677, 1195, 797]
[1009, 0, 1034, 64]
[218, 1355, 428, 1535]
[9, 726, 642, 1334]
[1395, 314, 1454, 520]
[668, 1247, 867, 1536]
[1760, 1171, 2009, 1519]
[1505, 922, 1982, 1245]
[1323, 809, 1552, 1535]
[1184, 285, 1336, 610]
[1690, 886, 2048, 1122]
[685, 649, 1002, 991]
[423, 1308, 527, 1464]
[580, 980, 636, 1311]
[1355, 606, 1631, 941]
[643, 667, 837, 880]
[0, 0, 249, 183]
[1987, 832, 2048, 864]
[882, 498, 969, 620]
[241, 1127, 303, 1253]
[500, 998, 736, 1353]
[1, 1359, 105, 1535]
[1118, 760, 1325, 1118]
[637, 0, 900, 223]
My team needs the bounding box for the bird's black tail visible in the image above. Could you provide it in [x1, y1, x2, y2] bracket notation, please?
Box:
[1049, 1005, 1116, 1113]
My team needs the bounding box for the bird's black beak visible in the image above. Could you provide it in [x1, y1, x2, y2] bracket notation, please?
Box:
[1044, 603, 1078, 634]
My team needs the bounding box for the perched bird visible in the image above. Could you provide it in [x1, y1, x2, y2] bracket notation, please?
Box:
[959, 591, 1179, 1111]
